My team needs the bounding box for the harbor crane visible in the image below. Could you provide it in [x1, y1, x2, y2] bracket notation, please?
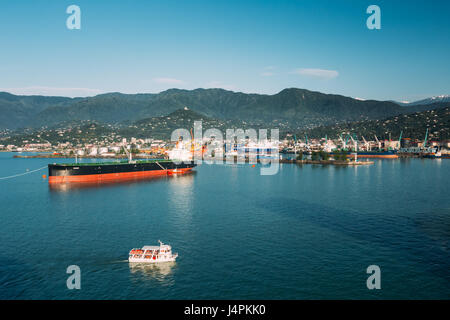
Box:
[423, 128, 428, 148]
[349, 135, 358, 152]
[339, 134, 345, 150]
[293, 134, 298, 156]
[362, 136, 370, 151]
[339, 134, 347, 150]
[349, 135, 358, 162]
[374, 135, 381, 150]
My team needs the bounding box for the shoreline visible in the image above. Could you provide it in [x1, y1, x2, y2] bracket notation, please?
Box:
[10, 152, 448, 162]
[12, 154, 164, 160]
[279, 159, 374, 166]
[11, 153, 375, 166]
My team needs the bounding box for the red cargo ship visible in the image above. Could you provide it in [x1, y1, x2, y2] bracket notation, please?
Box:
[48, 159, 195, 183]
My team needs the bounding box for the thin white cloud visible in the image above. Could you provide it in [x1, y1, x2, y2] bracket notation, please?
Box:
[260, 66, 277, 76]
[292, 68, 339, 79]
[153, 77, 185, 85]
[0, 86, 103, 97]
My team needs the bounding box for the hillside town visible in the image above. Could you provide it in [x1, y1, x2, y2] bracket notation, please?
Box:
[2, 131, 449, 159]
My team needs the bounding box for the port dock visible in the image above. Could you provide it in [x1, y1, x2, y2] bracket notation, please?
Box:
[279, 159, 374, 166]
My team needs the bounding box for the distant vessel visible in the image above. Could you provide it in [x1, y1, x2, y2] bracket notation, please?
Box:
[347, 150, 399, 159]
[422, 151, 442, 159]
[398, 128, 442, 158]
[129, 241, 178, 263]
[226, 141, 279, 159]
[238, 141, 279, 158]
[399, 146, 442, 158]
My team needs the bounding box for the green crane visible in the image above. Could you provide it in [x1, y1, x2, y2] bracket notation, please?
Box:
[423, 128, 428, 148]
[293, 134, 298, 156]
[345, 134, 350, 150]
[339, 134, 346, 150]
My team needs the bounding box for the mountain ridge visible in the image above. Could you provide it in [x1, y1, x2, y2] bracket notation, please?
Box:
[1, 88, 448, 130]
[392, 95, 450, 106]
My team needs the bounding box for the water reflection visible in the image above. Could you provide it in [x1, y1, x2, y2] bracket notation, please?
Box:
[129, 262, 176, 283]
[168, 171, 195, 226]
[48, 173, 196, 192]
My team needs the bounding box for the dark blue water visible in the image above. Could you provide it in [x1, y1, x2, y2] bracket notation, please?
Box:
[0, 152, 449, 299]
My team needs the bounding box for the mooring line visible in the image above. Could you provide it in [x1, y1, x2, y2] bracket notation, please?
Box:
[155, 161, 167, 170]
[0, 166, 47, 180]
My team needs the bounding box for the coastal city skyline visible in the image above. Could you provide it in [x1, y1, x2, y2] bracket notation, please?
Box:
[0, 0, 449, 101]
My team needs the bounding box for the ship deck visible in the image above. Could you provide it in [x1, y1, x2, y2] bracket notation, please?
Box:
[51, 159, 174, 167]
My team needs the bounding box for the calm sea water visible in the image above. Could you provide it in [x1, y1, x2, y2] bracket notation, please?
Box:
[0, 152, 449, 299]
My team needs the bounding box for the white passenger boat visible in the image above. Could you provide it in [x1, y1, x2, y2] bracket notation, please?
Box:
[129, 240, 178, 263]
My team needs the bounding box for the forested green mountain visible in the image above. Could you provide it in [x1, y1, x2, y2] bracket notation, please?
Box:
[0, 92, 77, 129]
[1, 88, 446, 130]
[3, 107, 449, 145]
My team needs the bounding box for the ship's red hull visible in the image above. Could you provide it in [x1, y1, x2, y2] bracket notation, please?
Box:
[48, 167, 193, 183]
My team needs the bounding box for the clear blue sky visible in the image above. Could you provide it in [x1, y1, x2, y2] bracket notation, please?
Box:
[0, 0, 449, 101]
